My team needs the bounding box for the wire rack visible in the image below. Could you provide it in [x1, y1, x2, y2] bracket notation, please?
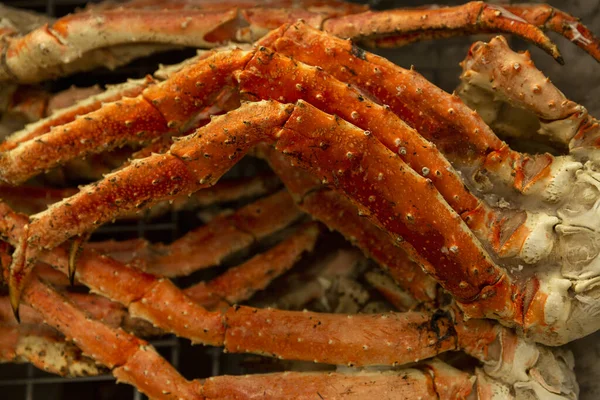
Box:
[0, 0, 598, 399]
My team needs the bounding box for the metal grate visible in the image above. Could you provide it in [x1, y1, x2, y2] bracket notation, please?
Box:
[0, 0, 598, 399]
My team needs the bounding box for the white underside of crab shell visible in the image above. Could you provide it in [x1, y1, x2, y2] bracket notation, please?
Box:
[456, 38, 600, 345]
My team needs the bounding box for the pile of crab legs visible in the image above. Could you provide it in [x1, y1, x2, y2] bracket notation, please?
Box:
[0, 0, 600, 398]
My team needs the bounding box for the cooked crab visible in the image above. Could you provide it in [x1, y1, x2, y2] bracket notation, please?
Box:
[0, 1, 598, 399]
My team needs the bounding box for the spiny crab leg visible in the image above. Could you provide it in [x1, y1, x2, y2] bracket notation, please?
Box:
[1, 46, 229, 154]
[10, 100, 521, 330]
[3, 1, 596, 83]
[202, 361, 475, 400]
[267, 22, 565, 200]
[0, 49, 250, 185]
[89, 189, 301, 277]
[0, 324, 105, 377]
[1, 85, 104, 128]
[503, 3, 600, 62]
[262, 147, 438, 304]
[0, 173, 279, 217]
[324, 2, 562, 62]
[0, 77, 153, 153]
[184, 221, 319, 309]
[0, 203, 576, 399]
[458, 35, 600, 156]
[23, 275, 204, 400]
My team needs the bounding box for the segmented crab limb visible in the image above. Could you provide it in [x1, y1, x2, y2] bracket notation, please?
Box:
[0, 9, 240, 83]
[268, 23, 553, 195]
[184, 222, 319, 308]
[0, 174, 277, 220]
[459, 35, 600, 158]
[203, 362, 474, 400]
[323, 2, 562, 63]
[117, 172, 280, 221]
[224, 306, 457, 366]
[89, 189, 301, 276]
[0, 78, 150, 152]
[22, 276, 203, 400]
[0, 324, 105, 377]
[0, 49, 251, 185]
[240, 44, 479, 216]
[504, 4, 600, 63]
[12, 99, 518, 327]
[263, 147, 437, 303]
[0, 94, 167, 184]
[3, 47, 221, 153]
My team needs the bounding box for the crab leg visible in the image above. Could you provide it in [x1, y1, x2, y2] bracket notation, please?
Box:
[224, 306, 456, 366]
[0, 324, 105, 377]
[0, 49, 251, 185]
[263, 147, 438, 304]
[458, 35, 600, 156]
[324, 2, 562, 62]
[12, 100, 521, 325]
[22, 276, 203, 400]
[0, 202, 578, 399]
[6, 1, 596, 83]
[89, 189, 301, 276]
[0, 174, 278, 218]
[203, 362, 474, 400]
[1, 47, 222, 153]
[184, 222, 319, 308]
[0, 77, 153, 152]
[0, 9, 239, 83]
[504, 4, 600, 63]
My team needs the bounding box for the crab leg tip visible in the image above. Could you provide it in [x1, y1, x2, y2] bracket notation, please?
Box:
[9, 291, 21, 324]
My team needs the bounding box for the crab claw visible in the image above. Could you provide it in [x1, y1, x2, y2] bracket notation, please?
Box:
[68, 233, 91, 286]
[8, 224, 34, 323]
